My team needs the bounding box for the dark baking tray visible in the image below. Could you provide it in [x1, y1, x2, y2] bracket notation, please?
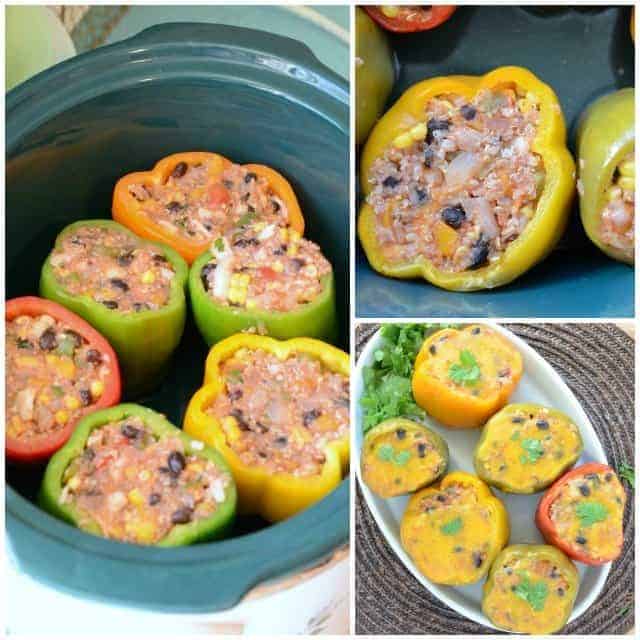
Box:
[356, 5, 634, 318]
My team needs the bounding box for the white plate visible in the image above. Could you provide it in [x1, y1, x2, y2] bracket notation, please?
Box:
[354, 322, 610, 631]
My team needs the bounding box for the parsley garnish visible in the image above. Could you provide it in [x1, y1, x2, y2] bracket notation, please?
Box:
[519, 438, 544, 464]
[237, 211, 257, 227]
[227, 369, 243, 384]
[214, 237, 225, 252]
[377, 444, 411, 467]
[448, 349, 481, 386]
[440, 516, 462, 535]
[16, 338, 32, 349]
[51, 385, 64, 397]
[514, 573, 549, 612]
[377, 444, 394, 462]
[618, 461, 635, 489]
[576, 501, 608, 527]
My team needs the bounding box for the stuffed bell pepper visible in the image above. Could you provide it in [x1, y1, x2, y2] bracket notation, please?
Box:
[358, 66, 575, 291]
[577, 88, 635, 264]
[6, 297, 121, 464]
[40, 220, 188, 396]
[112, 151, 305, 264]
[364, 6, 456, 33]
[535, 462, 626, 565]
[184, 334, 350, 522]
[39, 404, 236, 546]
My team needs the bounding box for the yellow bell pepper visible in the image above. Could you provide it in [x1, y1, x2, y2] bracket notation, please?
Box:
[183, 334, 350, 522]
[358, 66, 575, 291]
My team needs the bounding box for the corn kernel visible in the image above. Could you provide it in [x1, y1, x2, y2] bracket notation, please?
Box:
[64, 395, 81, 410]
[38, 392, 52, 405]
[128, 488, 144, 506]
[16, 355, 39, 368]
[55, 410, 69, 425]
[393, 132, 414, 149]
[246, 299, 258, 310]
[289, 229, 301, 243]
[279, 228, 288, 242]
[410, 122, 427, 141]
[189, 463, 203, 474]
[67, 475, 81, 491]
[228, 287, 247, 305]
[520, 205, 535, 218]
[287, 244, 299, 257]
[90, 380, 104, 399]
[618, 176, 635, 192]
[381, 5, 399, 17]
[272, 261, 284, 273]
[141, 270, 155, 284]
[618, 158, 635, 177]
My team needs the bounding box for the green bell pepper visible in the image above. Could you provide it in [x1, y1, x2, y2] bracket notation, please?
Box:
[189, 249, 338, 346]
[356, 7, 396, 145]
[39, 403, 236, 546]
[40, 219, 188, 396]
[577, 87, 635, 264]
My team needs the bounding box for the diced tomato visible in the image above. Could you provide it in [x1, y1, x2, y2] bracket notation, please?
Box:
[258, 267, 279, 281]
[208, 183, 231, 208]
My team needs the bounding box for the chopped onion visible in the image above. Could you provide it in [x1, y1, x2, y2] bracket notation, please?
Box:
[445, 152, 485, 188]
[462, 197, 499, 239]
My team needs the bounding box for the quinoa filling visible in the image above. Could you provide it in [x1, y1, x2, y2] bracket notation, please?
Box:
[50, 225, 175, 313]
[367, 87, 544, 271]
[599, 151, 634, 260]
[207, 348, 349, 476]
[128, 160, 289, 243]
[201, 227, 332, 312]
[549, 470, 625, 559]
[60, 417, 231, 545]
[6, 315, 111, 441]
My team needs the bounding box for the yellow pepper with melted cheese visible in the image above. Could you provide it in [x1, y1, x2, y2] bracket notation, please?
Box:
[400, 471, 509, 585]
[411, 324, 523, 429]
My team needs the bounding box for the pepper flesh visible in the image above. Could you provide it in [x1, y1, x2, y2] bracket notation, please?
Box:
[6, 297, 121, 464]
[112, 151, 305, 264]
[183, 334, 349, 522]
[400, 471, 509, 585]
[189, 250, 337, 346]
[38, 403, 236, 545]
[577, 88, 635, 264]
[358, 66, 575, 290]
[361, 417, 449, 497]
[411, 324, 523, 429]
[535, 462, 626, 565]
[364, 6, 456, 33]
[356, 7, 395, 145]
[39, 219, 188, 396]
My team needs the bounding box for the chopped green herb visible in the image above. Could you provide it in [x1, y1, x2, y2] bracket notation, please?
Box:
[16, 338, 32, 349]
[514, 573, 549, 612]
[448, 349, 481, 386]
[237, 211, 257, 227]
[510, 430, 521, 441]
[519, 438, 544, 464]
[377, 444, 394, 462]
[394, 450, 411, 466]
[618, 462, 635, 489]
[56, 335, 76, 357]
[51, 385, 64, 397]
[214, 237, 225, 252]
[576, 501, 608, 527]
[227, 369, 243, 384]
[440, 516, 462, 536]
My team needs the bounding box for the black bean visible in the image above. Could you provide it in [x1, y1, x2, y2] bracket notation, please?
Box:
[148, 493, 161, 506]
[254, 421, 269, 434]
[417, 442, 427, 458]
[396, 428, 407, 440]
[557, 587, 565, 597]
[79, 389, 92, 406]
[133, 302, 149, 313]
[575, 536, 587, 545]
[101, 300, 118, 309]
[117, 250, 135, 267]
[468, 238, 490, 270]
[303, 409, 321, 427]
[110, 278, 130, 292]
[440, 205, 466, 229]
[153, 253, 168, 263]
[426, 118, 450, 144]
[244, 172, 257, 183]
[86, 349, 102, 364]
[38, 328, 58, 351]
[16, 338, 33, 349]
[171, 507, 193, 524]
[460, 104, 477, 121]
[472, 552, 483, 568]
[382, 176, 401, 189]
[424, 147, 435, 168]
[200, 263, 216, 291]
[550, 566, 559, 578]
[605, 473, 613, 482]
[511, 416, 525, 423]
[166, 201, 183, 213]
[429, 345, 437, 355]
[453, 546, 463, 553]
[273, 244, 287, 255]
[121, 423, 141, 439]
[167, 451, 186, 475]
[585, 472, 600, 483]
[579, 484, 591, 496]
[274, 436, 288, 448]
[228, 389, 243, 401]
[83, 447, 95, 461]
[436, 494, 446, 502]
[471, 327, 481, 335]
[233, 238, 259, 248]
[171, 162, 188, 179]
[230, 408, 250, 431]
[505, 567, 513, 575]
[409, 188, 428, 206]
[291, 258, 306, 272]
[271, 199, 281, 212]
[498, 464, 507, 472]
[258, 451, 268, 459]
[536, 419, 549, 430]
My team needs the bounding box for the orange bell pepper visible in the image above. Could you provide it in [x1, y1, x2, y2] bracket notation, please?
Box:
[112, 151, 305, 264]
[411, 324, 523, 428]
[183, 334, 349, 522]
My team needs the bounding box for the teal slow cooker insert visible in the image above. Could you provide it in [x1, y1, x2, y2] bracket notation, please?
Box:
[6, 23, 349, 612]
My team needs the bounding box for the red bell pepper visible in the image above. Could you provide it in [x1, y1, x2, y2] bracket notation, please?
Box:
[535, 462, 626, 565]
[364, 5, 456, 33]
[6, 297, 122, 464]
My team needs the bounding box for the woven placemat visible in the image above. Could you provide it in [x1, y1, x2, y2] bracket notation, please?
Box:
[355, 323, 635, 635]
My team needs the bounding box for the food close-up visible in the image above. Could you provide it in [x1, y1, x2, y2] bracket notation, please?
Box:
[356, 5, 635, 318]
